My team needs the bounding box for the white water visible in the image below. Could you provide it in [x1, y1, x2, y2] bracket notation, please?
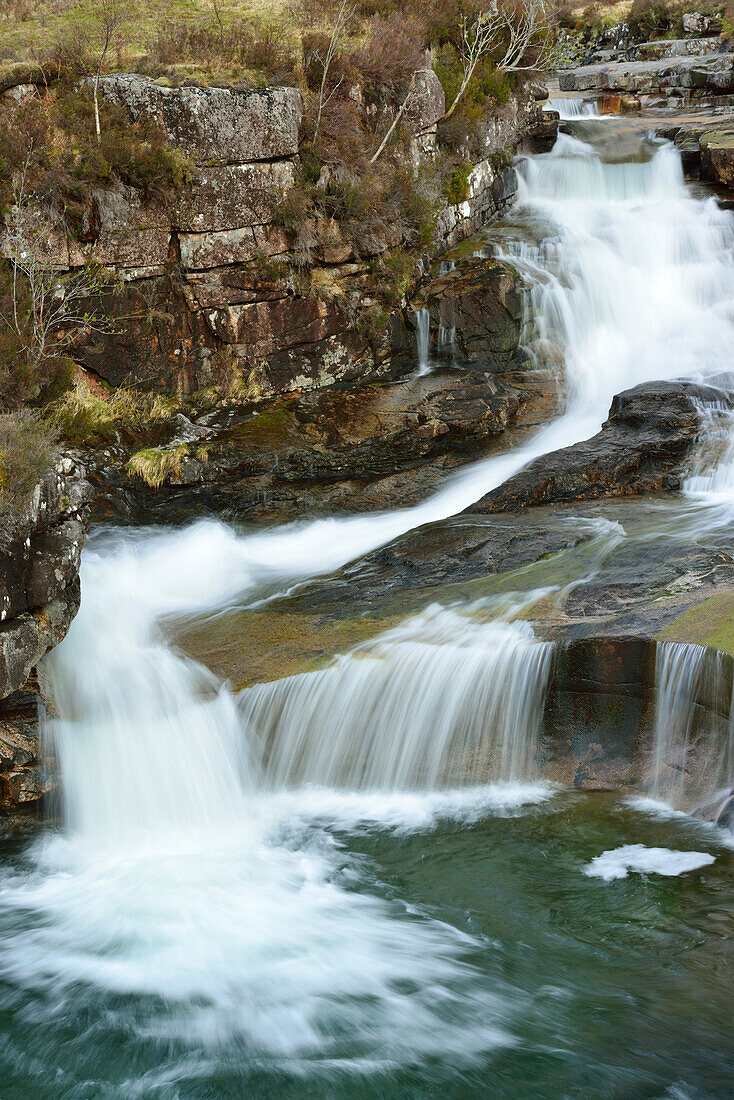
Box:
[241, 599, 554, 790]
[546, 97, 600, 119]
[650, 641, 734, 815]
[413, 306, 431, 375]
[4, 128, 734, 1070]
[584, 844, 716, 881]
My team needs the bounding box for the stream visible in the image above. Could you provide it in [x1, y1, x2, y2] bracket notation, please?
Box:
[0, 118, 733, 1097]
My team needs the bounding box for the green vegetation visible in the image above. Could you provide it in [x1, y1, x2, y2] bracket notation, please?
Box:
[657, 591, 734, 655]
[0, 409, 57, 548]
[0, 0, 553, 531]
[125, 442, 189, 489]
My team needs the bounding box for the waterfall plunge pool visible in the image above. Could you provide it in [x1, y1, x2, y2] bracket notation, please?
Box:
[0, 791, 732, 1097]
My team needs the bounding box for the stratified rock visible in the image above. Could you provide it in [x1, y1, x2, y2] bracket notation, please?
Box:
[172, 162, 296, 233]
[95, 370, 525, 523]
[98, 76, 303, 163]
[0, 680, 54, 820]
[559, 54, 734, 97]
[468, 381, 722, 514]
[700, 129, 734, 188]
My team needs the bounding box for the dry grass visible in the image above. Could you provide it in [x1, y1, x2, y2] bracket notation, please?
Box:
[125, 442, 189, 488]
[0, 0, 287, 63]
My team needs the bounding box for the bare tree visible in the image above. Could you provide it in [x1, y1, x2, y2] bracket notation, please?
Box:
[370, 68, 431, 164]
[63, 0, 133, 142]
[0, 157, 115, 391]
[312, 0, 355, 142]
[443, 0, 553, 122]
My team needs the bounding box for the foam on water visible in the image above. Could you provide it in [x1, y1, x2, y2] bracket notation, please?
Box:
[584, 844, 716, 881]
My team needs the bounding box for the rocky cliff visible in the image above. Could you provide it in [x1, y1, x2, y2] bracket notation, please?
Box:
[1, 73, 549, 403]
[0, 459, 92, 819]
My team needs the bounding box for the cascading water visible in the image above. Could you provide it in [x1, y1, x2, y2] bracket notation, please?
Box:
[3, 123, 734, 1091]
[545, 97, 600, 119]
[649, 641, 734, 817]
[242, 600, 554, 791]
[413, 306, 431, 375]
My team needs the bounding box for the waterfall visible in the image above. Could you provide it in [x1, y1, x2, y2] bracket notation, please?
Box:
[413, 307, 431, 375]
[5, 124, 734, 1081]
[546, 97, 600, 120]
[241, 603, 554, 791]
[650, 642, 734, 818]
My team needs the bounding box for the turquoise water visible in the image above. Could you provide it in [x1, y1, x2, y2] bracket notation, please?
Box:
[0, 792, 731, 1099]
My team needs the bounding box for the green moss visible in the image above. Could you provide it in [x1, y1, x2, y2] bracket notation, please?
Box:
[445, 163, 472, 205]
[222, 403, 296, 449]
[173, 607, 402, 691]
[656, 591, 734, 655]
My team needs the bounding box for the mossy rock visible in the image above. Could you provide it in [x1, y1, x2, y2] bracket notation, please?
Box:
[173, 607, 401, 691]
[656, 589, 734, 654]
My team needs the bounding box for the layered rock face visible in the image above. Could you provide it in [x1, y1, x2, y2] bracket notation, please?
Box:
[0, 74, 548, 401]
[0, 460, 92, 819]
[558, 51, 734, 110]
[94, 367, 530, 523]
[412, 256, 528, 373]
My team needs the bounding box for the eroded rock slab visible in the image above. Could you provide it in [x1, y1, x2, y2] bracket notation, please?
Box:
[413, 256, 528, 373]
[468, 381, 722, 514]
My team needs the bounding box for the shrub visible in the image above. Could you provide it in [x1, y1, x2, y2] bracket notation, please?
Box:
[0, 85, 193, 231]
[445, 161, 472, 204]
[143, 15, 298, 86]
[0, 409, 58, 550]
[628, 0, 680, 40]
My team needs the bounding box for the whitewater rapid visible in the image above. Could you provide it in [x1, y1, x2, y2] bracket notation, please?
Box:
[2, 126, 734, 1078]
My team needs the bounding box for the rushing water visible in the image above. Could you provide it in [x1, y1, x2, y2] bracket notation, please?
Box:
[1, 123, 734, 1095]
[546, 96, 600, 119]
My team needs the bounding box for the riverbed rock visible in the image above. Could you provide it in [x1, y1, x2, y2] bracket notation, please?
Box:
[559, 54, 734, 99]
[0, 458, 92, 819]
[92, 370, 527, 523]
[467, 381, 723, 514]
[0, 459, 92, 702]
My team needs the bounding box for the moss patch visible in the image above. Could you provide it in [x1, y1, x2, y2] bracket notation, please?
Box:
[172, 607, 401, 691]
[656, 590, 734, 654]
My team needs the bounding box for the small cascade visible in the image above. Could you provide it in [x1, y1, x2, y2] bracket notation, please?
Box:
[240, 603, 554, 791]
[439, 259, 456, 274]
[682, 396, 734, 529]
[438, 323, 456, 353]
[546, 97, 600, 120]
[413, 307, 431, 375]
[650, 642, 734, 820]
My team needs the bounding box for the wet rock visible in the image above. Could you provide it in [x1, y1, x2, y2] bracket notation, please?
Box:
[541, 636, 655, 790]
[98, 76, 302, 163]
[700, 129, 734, 188]
[468, 381, 723, 514]
[414, 257, 527, 373]
[0, 459, 92, 702]
[94, 370, 526, 523]
[0, 680, 54, 821]
[301, 518, 592, 613]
